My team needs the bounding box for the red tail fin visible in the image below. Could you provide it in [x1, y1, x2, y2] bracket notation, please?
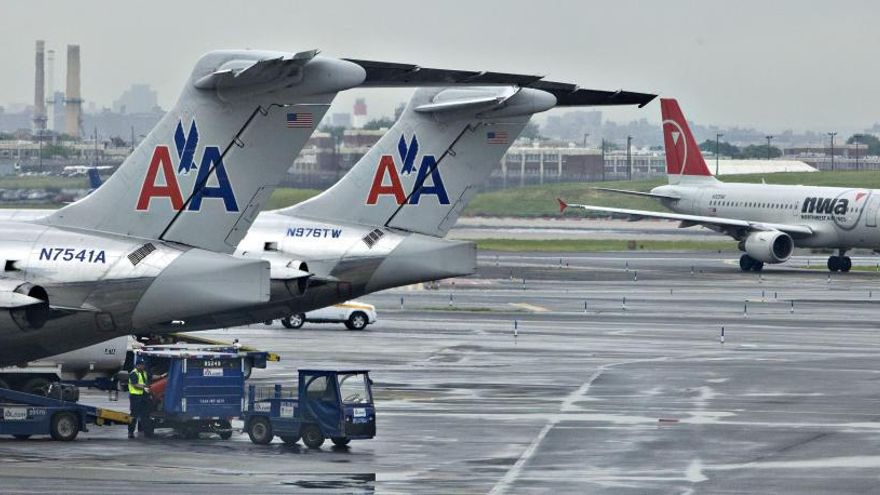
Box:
[661, 98, 712, 178]
[557, 198, 568, 213]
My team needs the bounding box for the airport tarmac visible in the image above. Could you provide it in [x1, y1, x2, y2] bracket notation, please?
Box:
[3, 250, 880, 494]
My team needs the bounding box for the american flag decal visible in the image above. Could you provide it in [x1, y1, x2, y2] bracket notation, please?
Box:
[487, 131, 508, 144]
[287, 112, 314, 128]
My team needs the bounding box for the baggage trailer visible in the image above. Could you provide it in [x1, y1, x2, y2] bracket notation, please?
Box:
[0, 386, 129, 441]
[137, 346, 269, 439]
[243, 370, 376, 449]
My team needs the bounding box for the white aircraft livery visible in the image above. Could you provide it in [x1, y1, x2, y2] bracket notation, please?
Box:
[0, 49, 656, 365]
[560, 98, 880, 273]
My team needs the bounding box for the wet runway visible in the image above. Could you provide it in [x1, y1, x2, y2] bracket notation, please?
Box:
[3, 250, 880, 493]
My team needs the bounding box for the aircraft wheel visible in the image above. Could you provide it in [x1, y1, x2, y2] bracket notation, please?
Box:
[841, 256, 852, 272]
[247, 417, 273, 445]
[301, 424, 325, 449]
[50, 412, 79, 441]
[739, 254, 754, 272]
[751, 261, 764, 272]
[827, 256, 841, 272]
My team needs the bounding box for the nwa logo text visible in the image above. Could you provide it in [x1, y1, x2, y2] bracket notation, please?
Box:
[366, 135, 449, 205]
[802, 197, 849, 215]
[136, 120, 238, 212]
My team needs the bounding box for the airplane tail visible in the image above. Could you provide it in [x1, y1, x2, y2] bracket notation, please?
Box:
[660, 98, 718, 185]
[282, 86, 557, 237]
[42, 50, 366, 253]
[86, 168, 102, 191]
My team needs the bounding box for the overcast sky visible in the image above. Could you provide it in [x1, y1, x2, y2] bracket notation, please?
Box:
[1, 0, 878, 132]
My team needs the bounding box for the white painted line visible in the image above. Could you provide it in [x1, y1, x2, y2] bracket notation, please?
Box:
[489, 365, 608, 495]
[508, 302, 550, 313]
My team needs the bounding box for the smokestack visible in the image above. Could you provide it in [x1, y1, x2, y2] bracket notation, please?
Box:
[46, 49, 55, 132]
[33, 40, 47, 132]
[64, 44, 82, 139]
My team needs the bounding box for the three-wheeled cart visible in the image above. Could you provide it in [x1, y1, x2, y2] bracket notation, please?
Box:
[135, 346, 269, 439]
[0, 386, 129, 441]
[243, 370, 376, 448]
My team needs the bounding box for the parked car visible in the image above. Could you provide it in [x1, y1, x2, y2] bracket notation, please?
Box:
[277, 302, 377, 330]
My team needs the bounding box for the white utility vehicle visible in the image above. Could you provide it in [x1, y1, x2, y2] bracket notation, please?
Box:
[278, 302, 377, 330]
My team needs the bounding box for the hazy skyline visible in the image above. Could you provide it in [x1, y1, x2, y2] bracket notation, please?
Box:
[1, 0, 878, 133]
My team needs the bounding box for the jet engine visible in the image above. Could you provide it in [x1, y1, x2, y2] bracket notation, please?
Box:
[0, 280, 50, 330]
[741, 230, 794, 264]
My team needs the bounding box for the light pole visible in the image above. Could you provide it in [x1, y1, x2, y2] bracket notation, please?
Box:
[854, 135, 860, 170]
[715, 133, 723, 176]
[828, 132, 837, 171]
[626, 135, 633, 180]
[765, 135, 774, 161]
[38, 129, 43, 173]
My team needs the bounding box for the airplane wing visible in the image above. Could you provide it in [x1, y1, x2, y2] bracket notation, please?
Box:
[592, 187, 681, 200]
[558, 200, 814, 237]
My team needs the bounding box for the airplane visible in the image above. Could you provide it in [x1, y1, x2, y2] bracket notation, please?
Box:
[62, 165, 114, 177]
[0, 48, 655, 365]
[559, 98, 875, 273]
[160, 84, 656, 332]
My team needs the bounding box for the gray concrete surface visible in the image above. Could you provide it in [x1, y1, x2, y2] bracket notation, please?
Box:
[2, 251, 880, 494]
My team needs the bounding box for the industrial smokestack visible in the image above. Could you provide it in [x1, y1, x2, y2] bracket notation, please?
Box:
[64, 44, 82, 139]
[46, 49, 55, 132]
[33, 40, 47, 132]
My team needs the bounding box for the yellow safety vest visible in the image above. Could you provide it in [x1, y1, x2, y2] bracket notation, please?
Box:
[129, 369, 147, 395]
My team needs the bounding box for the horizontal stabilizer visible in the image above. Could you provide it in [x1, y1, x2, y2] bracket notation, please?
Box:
[193, 49, 319, 92]
[345, 59, 545, 87]
[414, 88, 516, 114]
[344, 58, 656, 107]
[593, 187, 680, 200]
[528, 82, 656, 107]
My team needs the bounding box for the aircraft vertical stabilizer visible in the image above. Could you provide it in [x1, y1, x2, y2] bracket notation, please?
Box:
[282, 86, 555, 237]
[661, 98, 718, 184]
[42, 50, 366, 254]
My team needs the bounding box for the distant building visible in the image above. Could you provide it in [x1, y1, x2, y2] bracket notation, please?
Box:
[352, 98, 367, 128]
[112, 84, 159, 114]
[330, 112, 352, 128]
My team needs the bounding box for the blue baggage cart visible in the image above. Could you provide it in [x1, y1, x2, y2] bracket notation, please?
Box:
[0, 385, 129, 441]
[136, 346, 268, 439]
[243, 370, 376, 448]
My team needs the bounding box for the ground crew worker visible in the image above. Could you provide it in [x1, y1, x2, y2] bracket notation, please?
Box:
[128, 359, 153, 438]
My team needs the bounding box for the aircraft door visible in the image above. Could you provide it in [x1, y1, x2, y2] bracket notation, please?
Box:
[865, 195, 880, 228]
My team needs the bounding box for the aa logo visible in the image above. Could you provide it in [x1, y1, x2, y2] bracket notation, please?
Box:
[366, 134, 449, 205]
[136, 120, 238, 212]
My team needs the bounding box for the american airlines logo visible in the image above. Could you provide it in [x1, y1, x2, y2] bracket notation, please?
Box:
[802, 197, 848, 215]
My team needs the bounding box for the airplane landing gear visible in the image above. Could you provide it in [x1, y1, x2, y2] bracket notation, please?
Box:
[739, 254, 764, 272]
[827, 253, 852, 273]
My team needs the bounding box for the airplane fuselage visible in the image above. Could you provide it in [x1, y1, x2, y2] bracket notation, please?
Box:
[0, 216, 270, 365]
[654, 182, 880, 250]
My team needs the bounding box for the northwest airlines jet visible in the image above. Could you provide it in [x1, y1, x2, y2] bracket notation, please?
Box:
[560, 98, 877, 273]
